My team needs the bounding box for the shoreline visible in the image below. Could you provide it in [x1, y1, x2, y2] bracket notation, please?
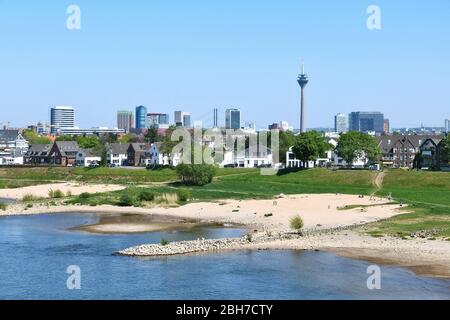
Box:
[2, 193, 450, 278]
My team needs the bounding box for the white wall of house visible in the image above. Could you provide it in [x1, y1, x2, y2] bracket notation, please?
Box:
[108, 153, 127, 166]
[76, 151, 101, 167]
[0, 156, 24, 165]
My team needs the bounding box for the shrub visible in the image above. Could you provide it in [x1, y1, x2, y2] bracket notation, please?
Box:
[0, 203, 6, 211]
[177, 188, 190, 202]
[79, 192, 91, 200]
[176, 164, 216, 186]
[117, 192, 135, 207]
[290, 215, 304, 233]
[245, 233, 253, 242]
[48, 189, 65, 198]
[139, 190, 155, 202]
[161, 238, 170, 246]
[22, 194, 42, 202]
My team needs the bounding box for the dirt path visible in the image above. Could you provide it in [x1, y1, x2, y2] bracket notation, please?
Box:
[373, 171, 386, 194]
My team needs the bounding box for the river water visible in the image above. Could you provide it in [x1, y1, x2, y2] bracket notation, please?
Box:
[0, 213, 449, 300]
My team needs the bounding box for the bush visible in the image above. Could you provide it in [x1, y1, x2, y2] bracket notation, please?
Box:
[22, 194, 42, 202]
[139, 190, 155, 202]
[177, 188, 190, 202]
[176, 164, 216, 186]
[0, 203, 7, 211]
[161, 238, 170, 246]
[290, 215, 304, 233]
[48, 189, 65, 198]
[79, 192, 91, 200]
[117, 192, 135, 207]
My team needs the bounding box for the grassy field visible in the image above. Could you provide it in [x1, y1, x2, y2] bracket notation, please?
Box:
[364, 170, 450, 239]
[2, 166, 449, 239]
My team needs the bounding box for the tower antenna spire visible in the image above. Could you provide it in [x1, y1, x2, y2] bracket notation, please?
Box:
[301, 59, 305, 75]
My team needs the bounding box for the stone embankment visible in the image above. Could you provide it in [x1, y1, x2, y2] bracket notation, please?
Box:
[116, 223, 373, 257]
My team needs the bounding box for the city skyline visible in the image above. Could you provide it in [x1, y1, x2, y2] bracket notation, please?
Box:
[1, 1, 449, 129]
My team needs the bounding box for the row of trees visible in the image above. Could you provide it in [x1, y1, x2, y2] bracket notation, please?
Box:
[291, 130, 381, 167]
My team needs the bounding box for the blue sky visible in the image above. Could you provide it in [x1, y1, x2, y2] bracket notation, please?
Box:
[0, 0, 449, 129]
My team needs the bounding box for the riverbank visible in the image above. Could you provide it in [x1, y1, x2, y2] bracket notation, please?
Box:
[2, 193, 450, 278]
[0, 182, 125, 200]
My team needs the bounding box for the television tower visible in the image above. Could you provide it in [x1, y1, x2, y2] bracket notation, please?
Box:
[297, 61, 309, 133]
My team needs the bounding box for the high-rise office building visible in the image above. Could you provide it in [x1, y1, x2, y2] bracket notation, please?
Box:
[334, 113, 348, 133]
[50, 106, 75, 134]
[135, 106, 148, 130]
[147, 113, 170, 128]
[225, 108, 241, 130]
[349, 111, 384, 134]
[384, 118, 390, 134]
[117, 111, 134, 133]
[213, 108, 218, 128]
[174, 111, 191, 127]
[445, 119, 450, 133]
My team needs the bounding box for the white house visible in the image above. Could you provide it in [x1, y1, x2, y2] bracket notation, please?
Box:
[76, 149, 101, 167]
[0, 130, 29, 165]
[286, 138, 338, 168]
[107, 143, 129, 166]
[333, 151, 369, 168]
[146, 142, 182, 166]
[221, 147, 273, 168]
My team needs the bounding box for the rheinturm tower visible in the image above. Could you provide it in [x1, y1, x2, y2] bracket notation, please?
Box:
[297, 62, 309, 133]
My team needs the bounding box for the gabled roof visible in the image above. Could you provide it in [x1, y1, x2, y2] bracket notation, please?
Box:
[109, 143, 129, 154]
[26, 144, 52, 156]
[377, 135, 444, 152]
[0, 130, 20, 142]
[128, 143, 149, 152]
[55, 141, 80, 152]
[80, 148, 100, 157]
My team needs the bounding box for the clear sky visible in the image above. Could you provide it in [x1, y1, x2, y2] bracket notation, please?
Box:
[1, 0, 449, 129]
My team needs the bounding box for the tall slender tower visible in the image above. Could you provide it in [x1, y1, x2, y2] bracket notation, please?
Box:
[297, 61, 309, 133]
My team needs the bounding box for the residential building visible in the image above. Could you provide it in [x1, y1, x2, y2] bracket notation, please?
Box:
[107, 143, 129, 166]
[50, 106, 75, 134]
[147, 142, 182, 167]
[174, 111, 191, 127]
[221, 146, 273, 168]
[24, 144, 53, 165]
[334, 114, 348, 133]
[286, 138, 338, 168]
[225, 109, 241, 130]
[76, 149, 101, 167]
[117, 111, 134, 133]
[48, 141, 80, 166]
[0, 129, 29, 156]
[127, 143, 150, 166]
[135, 106, 148, 130]
[377, 134, 444, 168]
[419, 138, 442, 170]
[349, 111, 384, 134]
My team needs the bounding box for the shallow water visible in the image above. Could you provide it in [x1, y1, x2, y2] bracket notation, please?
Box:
[0, 213, 449, 300]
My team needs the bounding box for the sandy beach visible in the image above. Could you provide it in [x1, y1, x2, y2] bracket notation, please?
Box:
[2, 191, 450, 278]
[0, 183, 125, 200]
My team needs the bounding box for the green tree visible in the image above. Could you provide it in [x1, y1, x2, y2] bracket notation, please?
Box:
[22, 130, 52, 144]
[292, 131, 329, 168]
[336, 131, 381, 167]
[118, 133, 135, 143]
[145, 125, 159, 143]
[440, 135, 450, 165]
[76, 136, 100, 149]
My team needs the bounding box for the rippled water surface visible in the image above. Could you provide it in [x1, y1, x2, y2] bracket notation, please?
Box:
[0, 213, 449, 300]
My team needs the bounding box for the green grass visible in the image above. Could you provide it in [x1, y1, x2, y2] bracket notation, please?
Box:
[0, 179, 52, 189]
[365, 169, 450, 239]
